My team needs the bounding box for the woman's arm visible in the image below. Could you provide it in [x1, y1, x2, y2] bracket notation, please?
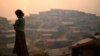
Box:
[13, 20, 18, 30]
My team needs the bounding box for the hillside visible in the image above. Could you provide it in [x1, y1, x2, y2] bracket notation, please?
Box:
[25, 9, 100, 48]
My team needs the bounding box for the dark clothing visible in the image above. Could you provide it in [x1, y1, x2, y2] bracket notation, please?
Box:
[13, 30, 29, 56]
[14, 18, 25, 31]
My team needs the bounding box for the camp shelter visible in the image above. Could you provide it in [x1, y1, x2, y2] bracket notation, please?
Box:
[71, 38, 100, 56]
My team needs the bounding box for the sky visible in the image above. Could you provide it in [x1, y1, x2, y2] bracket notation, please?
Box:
[0, 0, 100, 21]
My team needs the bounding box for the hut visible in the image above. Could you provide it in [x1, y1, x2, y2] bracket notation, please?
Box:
[71, 37, 100, 56]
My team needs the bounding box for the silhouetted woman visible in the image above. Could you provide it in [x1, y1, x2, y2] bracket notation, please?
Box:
[13, 9, 29, 56]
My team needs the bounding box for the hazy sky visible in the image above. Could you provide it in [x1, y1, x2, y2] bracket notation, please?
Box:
[0, 0, 100, 20]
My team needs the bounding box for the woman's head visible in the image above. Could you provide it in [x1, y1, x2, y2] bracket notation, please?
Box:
[15, 9, 24, 18]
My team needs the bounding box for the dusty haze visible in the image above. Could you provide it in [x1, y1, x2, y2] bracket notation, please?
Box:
[0, 0, 100, 21]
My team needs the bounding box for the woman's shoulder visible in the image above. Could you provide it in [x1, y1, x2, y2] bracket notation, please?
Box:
[18, 18, 25, 21]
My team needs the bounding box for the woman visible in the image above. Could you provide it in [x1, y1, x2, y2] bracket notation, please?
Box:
[13, 9, 29, 56]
